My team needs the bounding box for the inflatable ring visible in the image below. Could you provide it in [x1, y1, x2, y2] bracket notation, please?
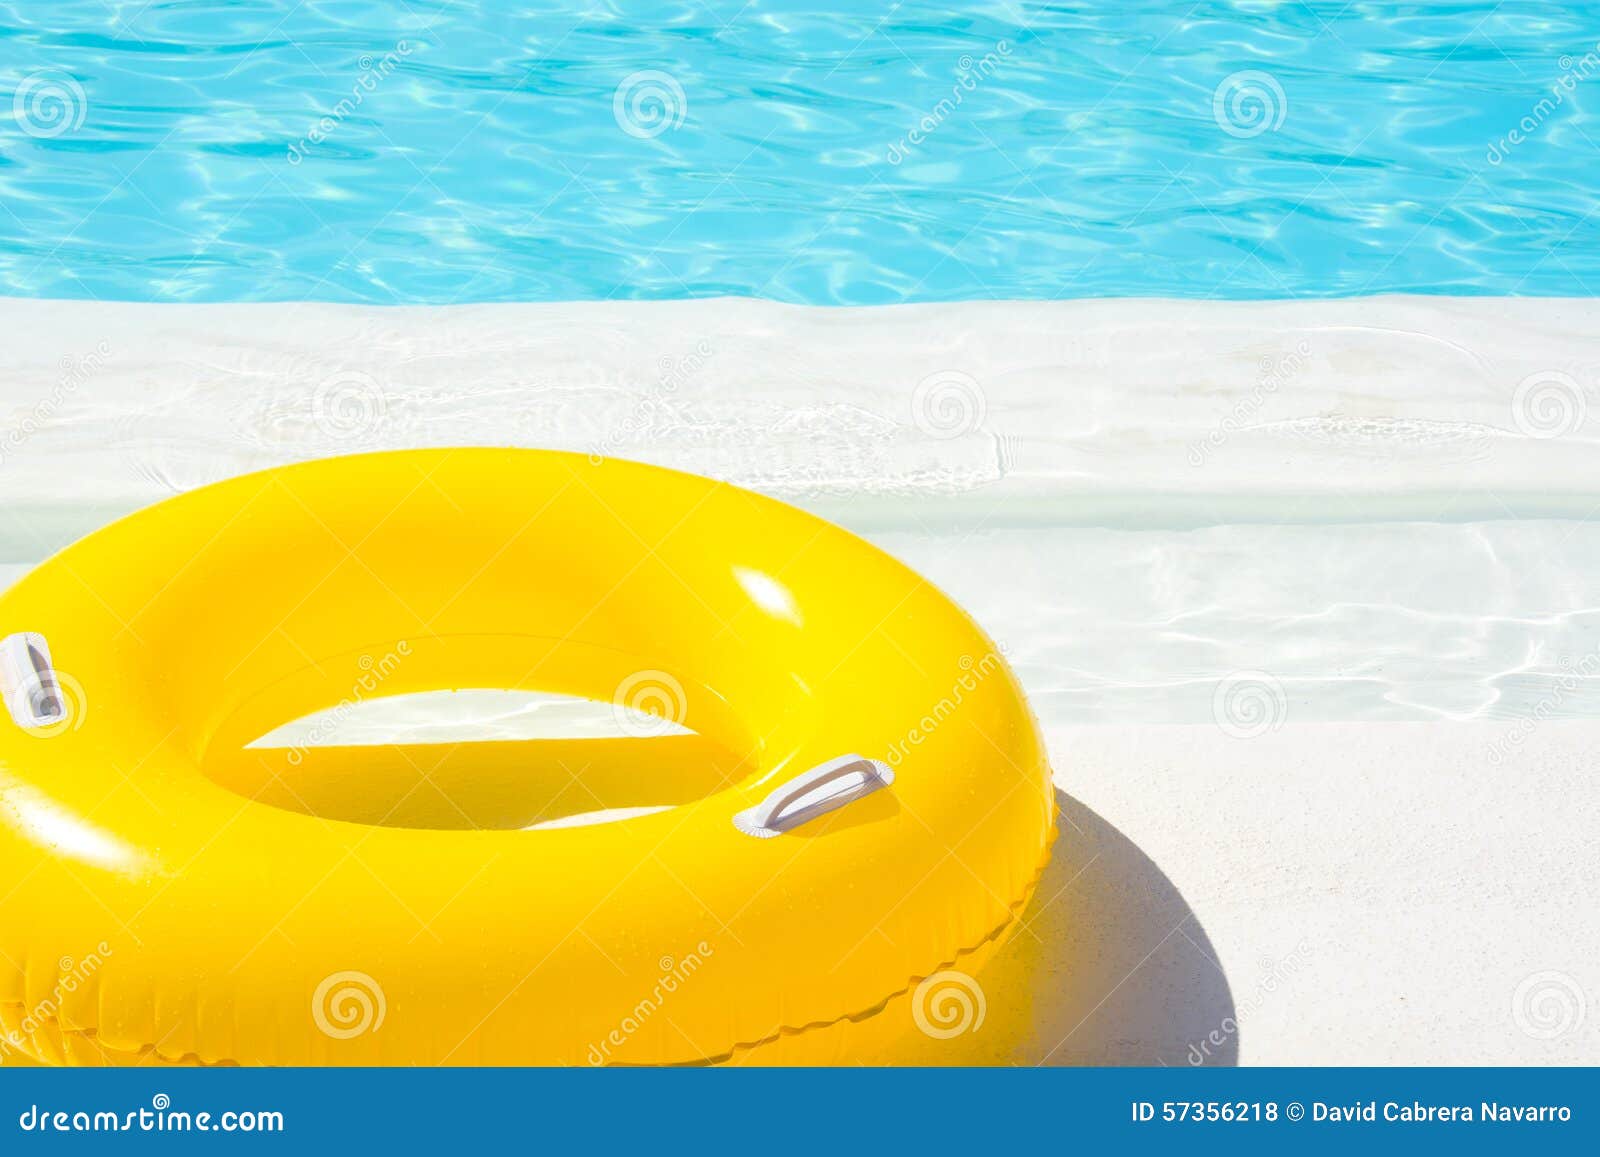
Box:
[0, 449, 1054, 1066]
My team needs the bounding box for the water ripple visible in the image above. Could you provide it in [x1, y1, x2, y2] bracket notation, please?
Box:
[0, 1, 1598, 302]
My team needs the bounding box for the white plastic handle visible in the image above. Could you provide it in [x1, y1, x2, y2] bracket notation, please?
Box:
[0, 632, 66, 729]
[732, 754, 894, 838]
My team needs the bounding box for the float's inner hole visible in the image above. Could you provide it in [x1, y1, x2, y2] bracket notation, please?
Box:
[198, 636, 767, 832]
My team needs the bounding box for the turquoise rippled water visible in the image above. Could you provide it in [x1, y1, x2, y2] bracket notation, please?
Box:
[1, 1, 1598, 304]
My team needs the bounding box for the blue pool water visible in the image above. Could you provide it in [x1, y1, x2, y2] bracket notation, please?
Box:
[2, 1, 1598, 305]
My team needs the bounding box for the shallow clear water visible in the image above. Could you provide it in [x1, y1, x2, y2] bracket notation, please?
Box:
[10, 517, 1600, 729]
[3, 1, 1600, 303]
[882, 520, 1600, 728]
[3, 291, 1596, 728]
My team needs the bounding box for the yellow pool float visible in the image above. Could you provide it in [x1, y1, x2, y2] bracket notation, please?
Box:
[0, 448, 1054, 1066]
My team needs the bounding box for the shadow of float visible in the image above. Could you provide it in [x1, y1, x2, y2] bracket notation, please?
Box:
[883, 790, 1238, 1066]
